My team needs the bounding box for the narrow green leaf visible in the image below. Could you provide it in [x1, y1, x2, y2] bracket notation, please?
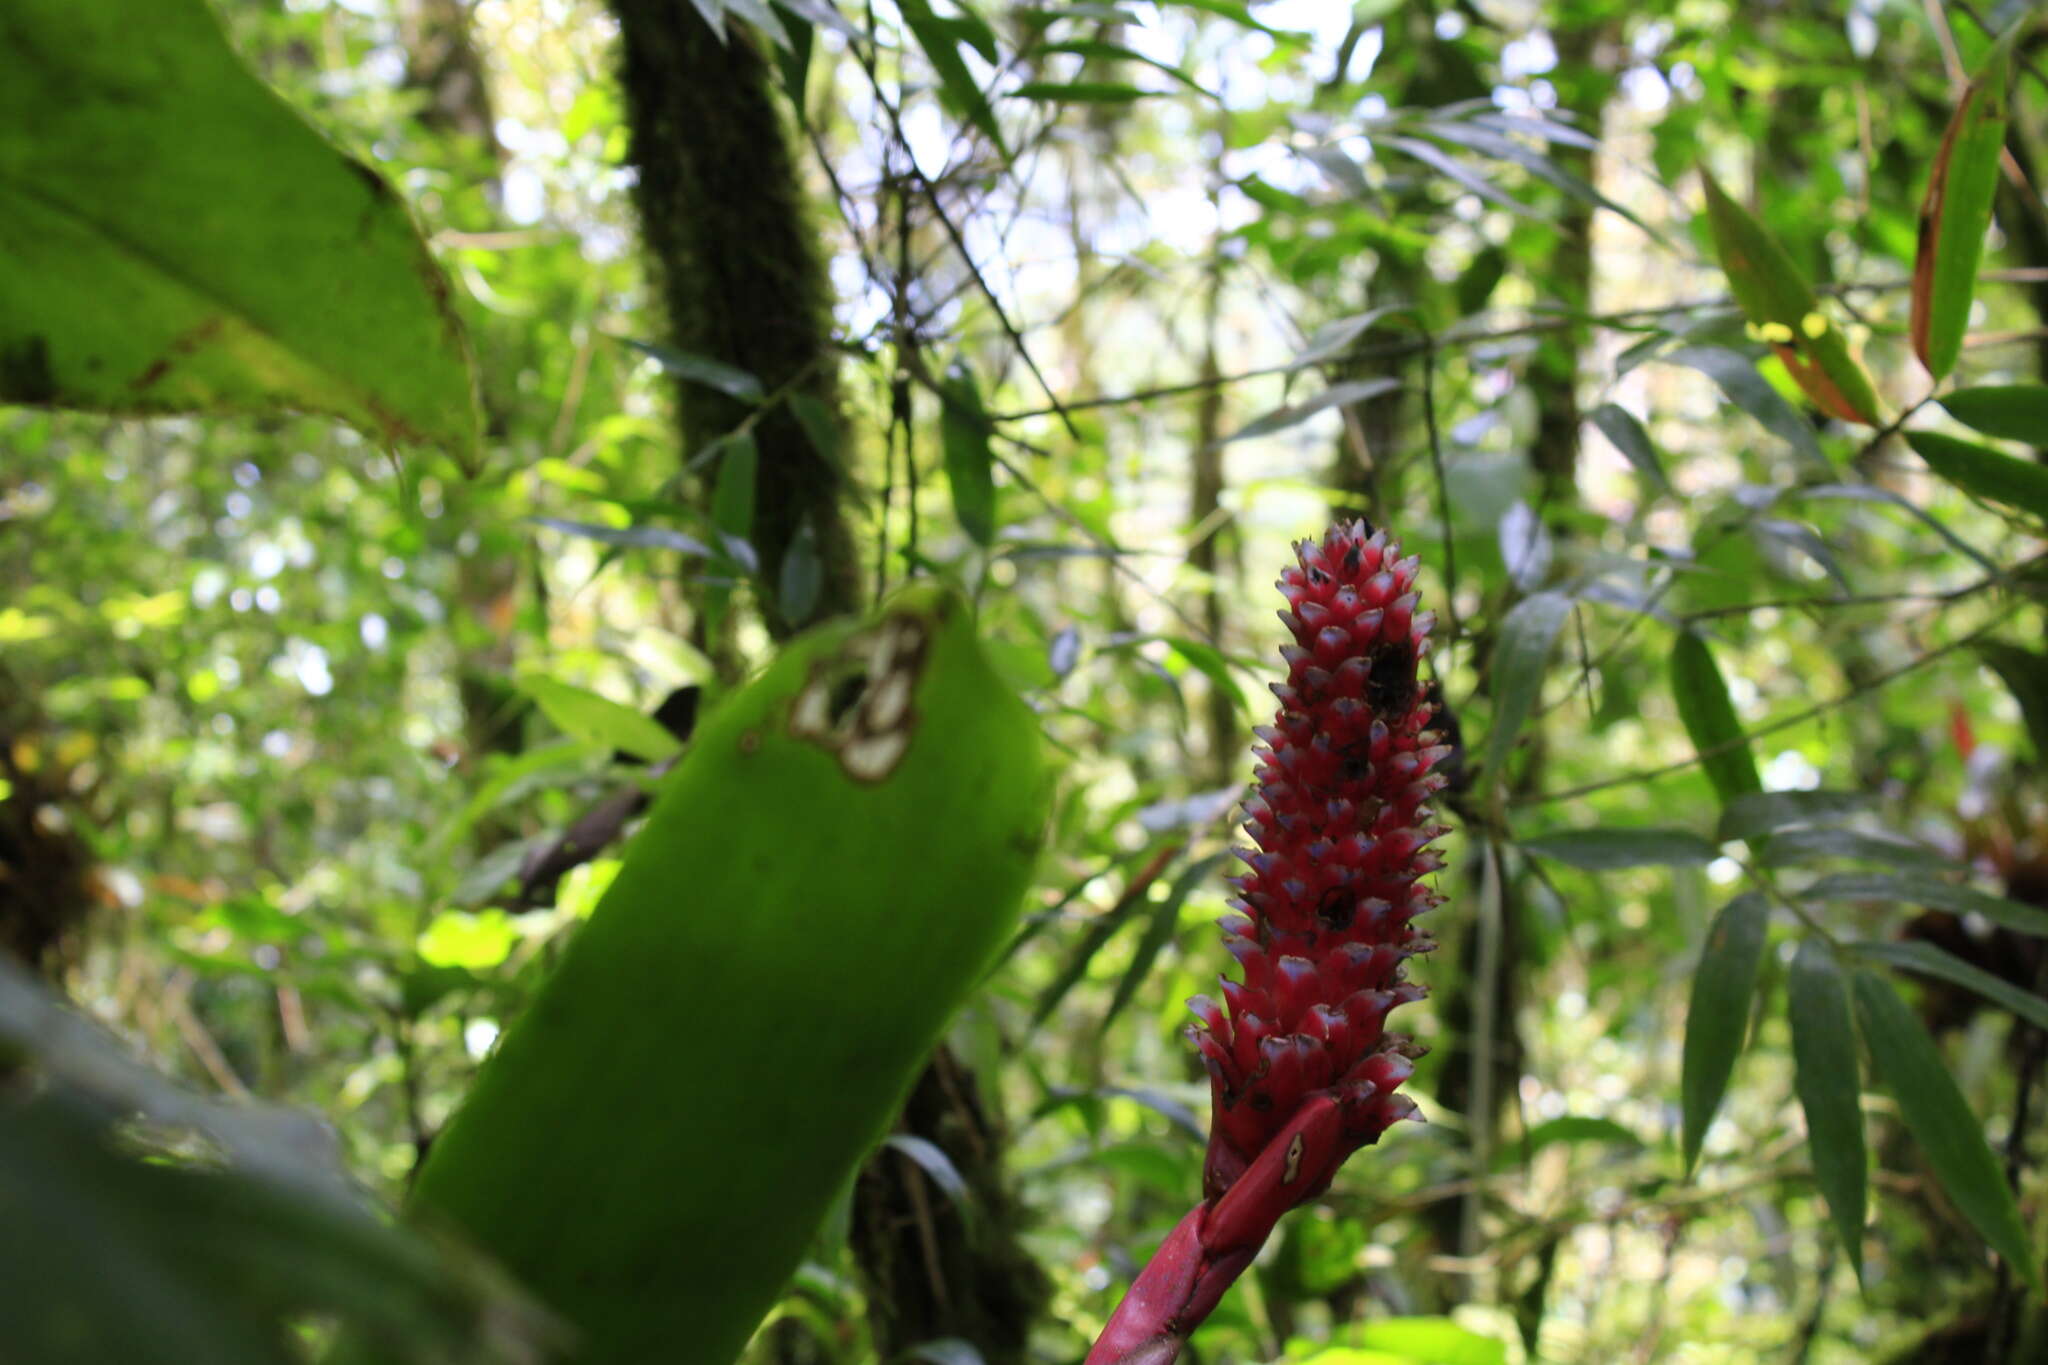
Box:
[1914, 22, 2020, 379]
[1664, 346, 1825, 466]
[779, 518, 823, 626]
[939, 363, 997, 546]
[1669, 633, 1762, 806]
[788, 391, 845, 473]
[1100, 853, 1227, 1033]
[1162, 637, 1249, 716]
[1856, 940, 2048, 1031]
[1011, 81, 1150, 103]
[1519, 827, 1719, 870]
[1479, 591, 1573, 782]
[1037, 40, 1208, 93]
[1806, 870, 2048, 939]
[898, 0, 1006, 154]
[1979, 641, 2048, 760]
[1697, 169, 1880, 424]
[712, 431, 759, 545]
[1033, 877, 1159, 1027]
[1906, 429, 2048, 522]
[621, 339, 765, 403]
[1787, 940, 1867, 1287]
[1718, 789, 1872, 842]
[1756, 828, 1951, 873]
[1853, 970, 2040, 1290]
[517, 676, 684, 763]
[1221, 377, 1400, 445]
[1681, 893, 1769, 1174]
[1588, 403, 1671, 493]
[0, 0, 480, 460]
[1941, 384, 2048, 446]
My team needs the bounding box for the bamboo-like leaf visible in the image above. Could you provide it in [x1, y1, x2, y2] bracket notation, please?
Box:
[1520, 827, 1719, 870]
[1479, 591, 1573, 782]
[1941, 384, 2048, 446]
[1012, 81, 1150, 103]
[1100, 853, 1227, 1033]
[1906, 429, 2048, 522]
[1681, 893, 1770, 1174]
[1698, 170, 1880, 424]
[1717, 789, 1871, 842]
[1914, 23, 2020, 379]
[712, 431, 759, 546]
[939, 363, 997, 545]
[1979, 640, 2048, 760]
[1853, 970, 2041, 1290]
[0, 0, 479, 460]
[622, 338, 765, 403]
[1669, 633, 1761, 806]
[1757, 828, 1950, 873]
[1787, 940, 1867, 1287]
[898, 0, 1006, 153]
[1856, 940, 2048, 1031]
[517, 677, 684, 763]
[1588, 403, 1672, 492]
[1806, 870, 2048, 939]
[1221, 377, 1400, 445]
[1664, 346, 1825, 466]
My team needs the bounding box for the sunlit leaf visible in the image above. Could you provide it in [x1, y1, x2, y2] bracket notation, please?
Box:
[1681, 893, 1769, 1174]
[518, 676, 684, 762]
[1787, 939, 1866, 1287]
[1853, 970, 2040, 1290]
[1669, 633, 1761, 807]
[0, 0, 479, 460]
[1906, 429, 2048, 522]
[1913, 22, 2020, 380]
[898, 0, 1006, 153]
[1697, 169, 1879, 424]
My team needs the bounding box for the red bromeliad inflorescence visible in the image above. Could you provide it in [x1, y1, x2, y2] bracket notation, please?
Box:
[1086, 521, 1453, 1365]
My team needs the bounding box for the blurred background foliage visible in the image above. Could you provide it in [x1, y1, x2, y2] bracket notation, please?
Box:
[8, 0, 2048, 1361]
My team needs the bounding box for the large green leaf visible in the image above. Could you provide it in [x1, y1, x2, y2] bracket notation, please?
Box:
[1914, 22, 2020, 380]
[1787, 940, 1866, 1287]
[0, 0, 478, 459]
[1680, 893, 1769, 1174]
[349, 585, 1054, 1365]
[1698, 169, 1879, 425]
[1669, 633, 1761, 807]
[1853, 970, 2040, 1291]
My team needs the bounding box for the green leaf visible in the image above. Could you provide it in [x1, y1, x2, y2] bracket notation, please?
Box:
[1669, 633, 1761, 807]
[1697, 169, 1880, 424]
[1941, 384, 2048, 446]
[1492, 1116, 1646, 1170]
[1756, 828, 1951, 873]
[1853, 970, 2040, 1290]
[1221, 377, 1400, 445]
[1313, 1316, 1510, 1365]
[1519, 826, 1719, 870]
[0, 0, 479, 461]
[712, 431, 759, 546]
[1588, 403, 1671, 493]
[1804, 870, 2048, 939]
[1163, 637, 1249, 716]
[1979, 640, 2048, 760]
[1855, 940, 2048, 1032]
[1664, 346, 1825, 466]
[898, 0, 1006, 154]
[622, 338, 765, 403]
[940, 363, 997, 545]
[1479, 591, 1572, 783]
[1718, 789, 1872, 842]
[1099, 853, 1227, 1033]
[1037, 40, 1208, 93]
[1681, 893, 1769, 1174]
[417, 909, 520, 971]
[1914, 21, 2020, 380]
[517, 676, 685, 762]
[1906, 429, 2048, 522]
[1787, 939, 1867, 1287]
[1011, 81, 1151, 103]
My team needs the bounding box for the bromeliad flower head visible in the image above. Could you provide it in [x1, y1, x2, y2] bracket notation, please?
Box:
[1189, 519, 1451, 1199]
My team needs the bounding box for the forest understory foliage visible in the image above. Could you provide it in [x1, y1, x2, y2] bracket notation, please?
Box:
[9, 1, 2048, 1364]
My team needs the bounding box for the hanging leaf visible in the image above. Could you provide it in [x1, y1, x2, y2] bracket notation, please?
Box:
[898, 0, 1006, 154]
[1913, 22, 2021, 380]
[1519, 826, 1719, 870]
[1786, 940, 1867, 1287]
[1664, 346, 1825, 467]
[1669, 633, 1761, 806]
[1221, 377, 1401, 445]
[1906, 429, 2048, 523]
[1855, 940, 2048, 1032]
[1979, 640, 2048, 760]
[517, 676, 684, 763]
[712, 431, 760, 545]
[1099, 853, 1228, 1033]
[1717, 790, 1870, 843]
[1756, 828, 1949, 873]
[620, 338, 765, 404]
[1680, 893, 1770, 1174]
[0, 0, 479, 462]
[1479, 592, 1572, 782]
[940, 362, 997, 546]
[1697, 169, 1880, 424]
[1588, 403, 1672, 493]
[1941, 384, 2048, 446]
[1853, 970, 2040, 1291]
[1805, 870, 2048, 939]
